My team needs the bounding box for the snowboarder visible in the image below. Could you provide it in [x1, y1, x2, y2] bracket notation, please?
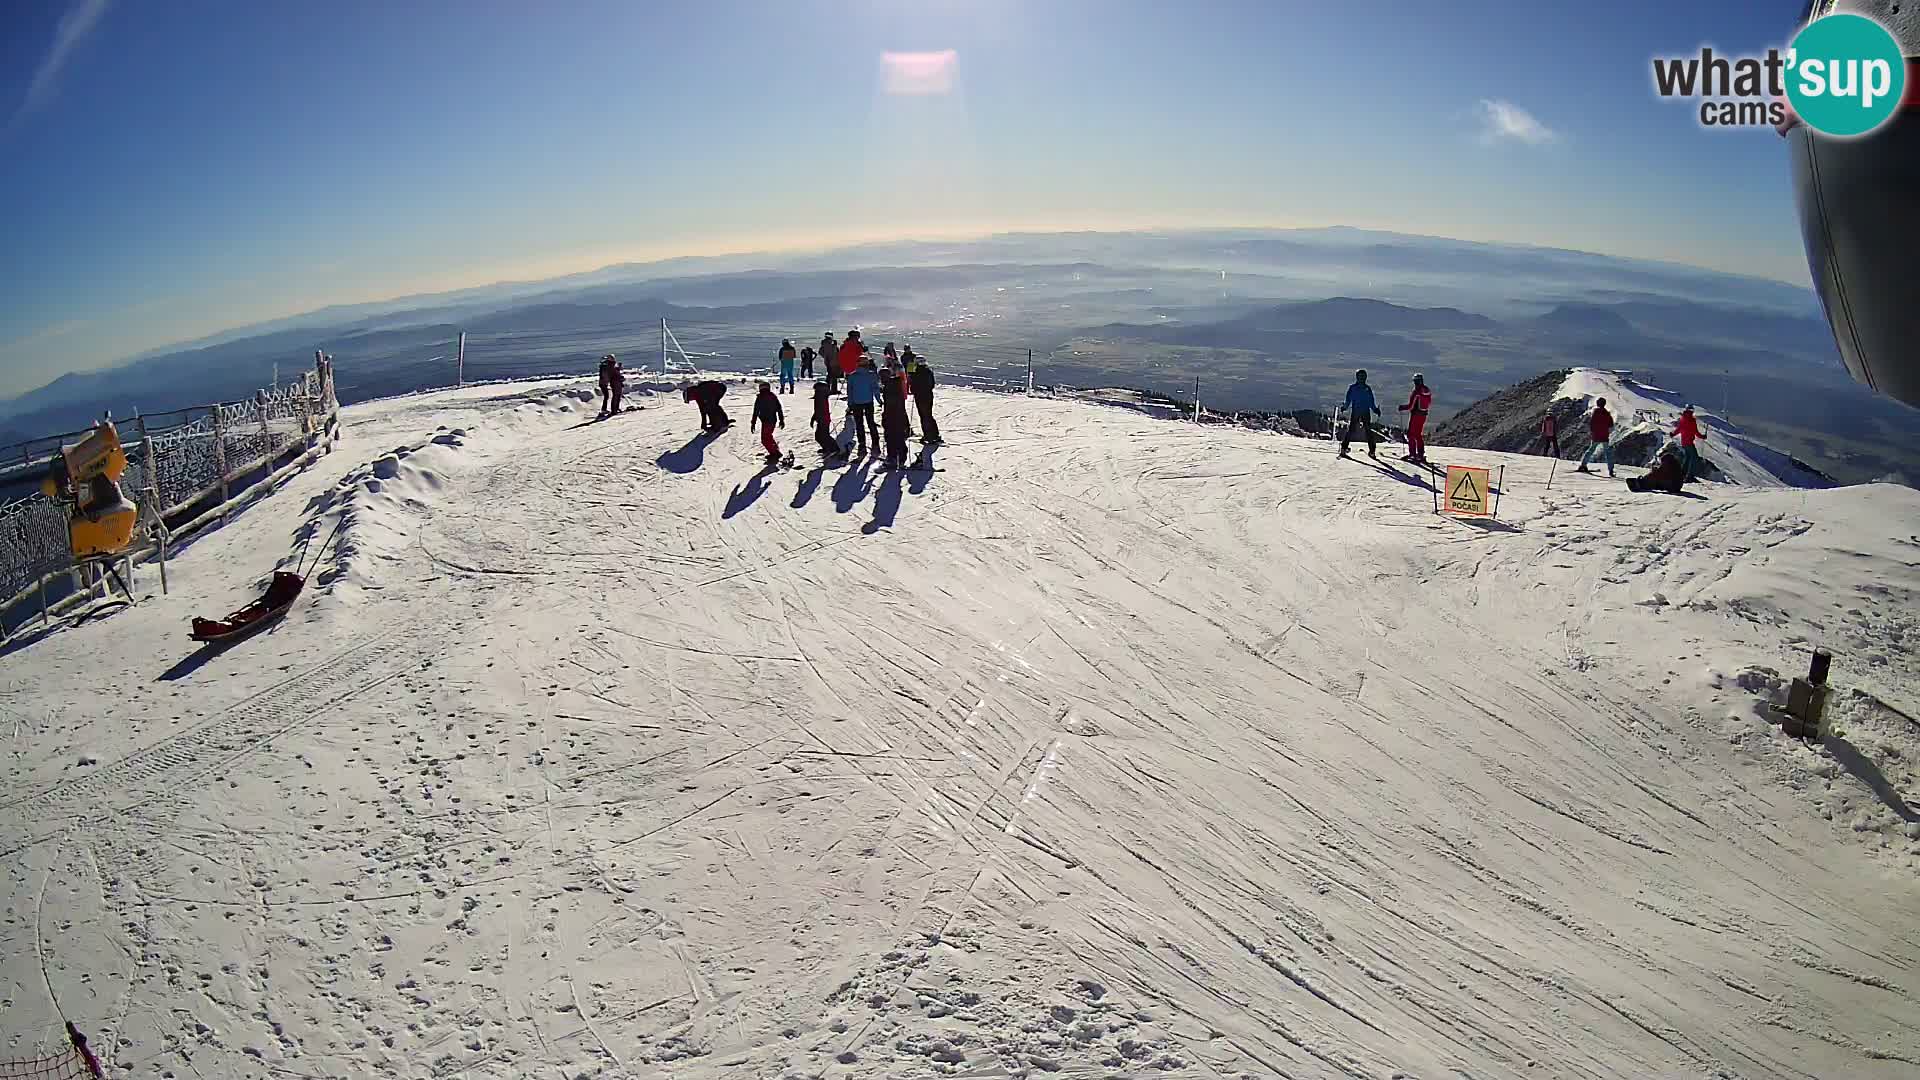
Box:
[1538, 413, 1560, 457]
[811, 380, 843, 460]
[683, 379, 730, 432]
[778, 340, 798, 394]
[1338, 369, 1380, 459]
[1672, 406, 1705, 482]
[1396, 373, 1431, 464]
[597, 354, 624, 416]
[820, 333, 840, 395]
[750, 380, 785, 461]
[1575, 397, 1616, 477]
[844, 357, 881, 454]
[906, 346, 941, 444]
[880, 359, 912, 470]
[800, 345, 816, 380]
[1627, 440, 1689, 494]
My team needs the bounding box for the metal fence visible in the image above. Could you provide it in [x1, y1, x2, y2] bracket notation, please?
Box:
[1, 359, 339, 633]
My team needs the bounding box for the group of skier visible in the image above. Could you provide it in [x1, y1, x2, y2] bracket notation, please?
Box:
[1337, 369, 1432, 466]
[673, 330, 944, 473]
[1338, 367, 1710, 494]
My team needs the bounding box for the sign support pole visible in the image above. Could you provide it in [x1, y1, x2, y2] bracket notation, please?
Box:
[1492, 464, 1506, 522]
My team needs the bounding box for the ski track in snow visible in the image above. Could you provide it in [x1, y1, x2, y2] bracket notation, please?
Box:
[2, 377, 1918, 1079]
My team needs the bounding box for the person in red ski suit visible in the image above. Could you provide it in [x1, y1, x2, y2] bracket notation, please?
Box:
[1397, 373, 1431, 464]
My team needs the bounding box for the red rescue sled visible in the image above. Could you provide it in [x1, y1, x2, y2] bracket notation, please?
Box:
[190, 571, 306, 643]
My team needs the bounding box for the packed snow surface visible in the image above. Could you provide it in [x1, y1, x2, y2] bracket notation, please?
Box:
[2, 378, 1917, 1079]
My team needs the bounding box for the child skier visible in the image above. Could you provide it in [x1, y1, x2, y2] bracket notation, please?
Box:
[750, 380, 785, 462]
[811, 380, 843, 460]
[1397, 373, 1431, 464]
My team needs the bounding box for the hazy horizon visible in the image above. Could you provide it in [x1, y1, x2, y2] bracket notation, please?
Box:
[0, 224, 1817, 404]
[2, 1, 1814, 399]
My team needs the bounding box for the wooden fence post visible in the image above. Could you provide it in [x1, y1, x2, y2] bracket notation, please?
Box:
[212, 405, 231, 524]
[258, 391, 273, 463]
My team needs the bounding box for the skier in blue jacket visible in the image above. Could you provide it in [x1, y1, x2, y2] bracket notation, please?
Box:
[1339, 369, 1380, 459]
[843, 359, 882, 455]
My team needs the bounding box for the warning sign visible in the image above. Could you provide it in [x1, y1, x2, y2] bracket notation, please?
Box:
[1443, 465, 1492, 517]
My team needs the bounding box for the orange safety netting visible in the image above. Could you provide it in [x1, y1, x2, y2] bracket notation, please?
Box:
[0, 1026, 103, 1080]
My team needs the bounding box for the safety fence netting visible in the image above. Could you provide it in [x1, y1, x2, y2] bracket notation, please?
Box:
[0, 1024, 104, 1080]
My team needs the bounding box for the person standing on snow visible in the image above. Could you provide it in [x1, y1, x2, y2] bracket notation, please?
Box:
[820, 333, 840, 395]
[1338, 369, 1380, 459]
[906, 346, 941, 444]
[1672, 406, 1705, 481]
[683, 379, 730, 432]
[1575, 397, 1616, 477]
[844, 357, 881, 455]
[1396, 373, 1431, 464]
[838, 330, 865, 386]
[811, 380, 844, 460]
[800, 345, 816, 380]
[778, 340, 798, 394]
[598, 354, 623, 417]
[750, 380, 785, 462]
[880, 359, 912, 470]
[1538, 412, 1560, 457]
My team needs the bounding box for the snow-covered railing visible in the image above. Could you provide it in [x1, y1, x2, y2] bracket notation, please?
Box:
[0, 358, 341, 636]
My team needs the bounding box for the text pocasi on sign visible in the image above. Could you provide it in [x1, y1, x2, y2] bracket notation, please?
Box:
[1443, 465, 1493, 517]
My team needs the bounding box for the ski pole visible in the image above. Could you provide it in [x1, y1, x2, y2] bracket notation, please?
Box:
[298, 515, 347, 578]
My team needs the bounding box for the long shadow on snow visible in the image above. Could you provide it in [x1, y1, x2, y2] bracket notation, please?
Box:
[1352, 456, 1434, 492]
[907, 445, 940, 495]
[656, 431, 716, 474]
[863, 467, 906, 534]
[1825, 731, 1920, 823]
[791, 466, 828, 509]
[833, 458, 877, 513]
[158, 638, 240, 682]
[723, 465, 778, 519]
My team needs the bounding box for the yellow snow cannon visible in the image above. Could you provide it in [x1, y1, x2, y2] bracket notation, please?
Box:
[40, 422, 140, 559]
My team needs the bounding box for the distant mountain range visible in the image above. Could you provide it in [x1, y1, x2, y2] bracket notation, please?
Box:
[4, 227, 1911, 485]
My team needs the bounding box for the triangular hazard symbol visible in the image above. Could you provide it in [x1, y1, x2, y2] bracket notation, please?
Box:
[1450, 471, 1481, 503]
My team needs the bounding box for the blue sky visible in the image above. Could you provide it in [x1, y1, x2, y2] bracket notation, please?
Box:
[1, 0, 1813, 399]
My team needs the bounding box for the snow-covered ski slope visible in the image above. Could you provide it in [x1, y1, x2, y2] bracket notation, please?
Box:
[1555, 369, 1831, 489]
[3, 378, 1918, 1080]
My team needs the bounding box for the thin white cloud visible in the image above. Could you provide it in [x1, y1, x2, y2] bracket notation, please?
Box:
[14, 0, 112, 122]
[1476, 98, 1559, 146]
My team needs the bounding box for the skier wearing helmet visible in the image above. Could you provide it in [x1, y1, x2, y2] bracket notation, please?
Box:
[1339, 369, 1380, 459]
[1397, 373, 1431, 465]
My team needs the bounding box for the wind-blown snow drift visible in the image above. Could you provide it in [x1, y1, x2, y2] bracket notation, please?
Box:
[1, 378, 1916, 1079]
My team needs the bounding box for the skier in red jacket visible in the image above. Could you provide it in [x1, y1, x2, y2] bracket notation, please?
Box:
[1397, 373, 1432, 465]
[1575, 397, 1616, 476]
[838, 330, 865, 378]
[1672, 407, 1705, 481]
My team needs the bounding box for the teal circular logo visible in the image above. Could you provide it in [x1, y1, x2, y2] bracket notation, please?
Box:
[1787, 13, 1907, 137]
